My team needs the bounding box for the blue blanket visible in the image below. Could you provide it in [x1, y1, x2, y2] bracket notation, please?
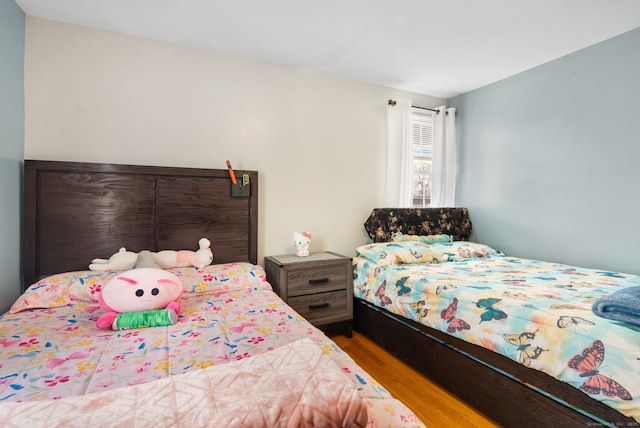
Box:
[592, 286, 640, 327]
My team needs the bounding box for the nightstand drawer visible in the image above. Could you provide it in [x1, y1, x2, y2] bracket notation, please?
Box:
[288, 291, 349, 324]
[263, 252, 353, 337]
[287, 266, 347, 296]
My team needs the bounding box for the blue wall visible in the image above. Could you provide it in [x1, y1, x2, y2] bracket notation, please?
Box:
[450, 27, 640, 274]
[0, 0, 25, 311]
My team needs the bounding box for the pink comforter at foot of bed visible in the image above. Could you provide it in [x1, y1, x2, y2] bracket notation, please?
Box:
[0, 338, 368, 428]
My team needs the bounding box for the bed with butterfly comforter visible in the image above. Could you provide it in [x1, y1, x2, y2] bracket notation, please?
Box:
[353, 236, 640, 425]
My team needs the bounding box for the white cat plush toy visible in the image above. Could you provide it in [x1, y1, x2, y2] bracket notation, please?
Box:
[292, 231, 311, 257]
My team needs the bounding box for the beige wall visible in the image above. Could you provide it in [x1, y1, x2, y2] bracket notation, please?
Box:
[24, 17, 444, 262]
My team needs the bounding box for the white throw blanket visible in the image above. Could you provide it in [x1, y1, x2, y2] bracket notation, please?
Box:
[0, 339, 368, 428]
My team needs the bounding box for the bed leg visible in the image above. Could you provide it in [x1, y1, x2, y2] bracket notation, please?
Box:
[345, 320, 352, 338]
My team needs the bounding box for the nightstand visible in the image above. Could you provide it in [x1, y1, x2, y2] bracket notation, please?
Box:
[264, 252, 353, 337]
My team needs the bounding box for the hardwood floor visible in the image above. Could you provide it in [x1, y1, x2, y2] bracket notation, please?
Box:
[330, 331, 499, 427]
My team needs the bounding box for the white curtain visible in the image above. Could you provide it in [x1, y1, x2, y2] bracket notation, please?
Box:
[431, 106, 457, 207]
[384, 98, 413, 207]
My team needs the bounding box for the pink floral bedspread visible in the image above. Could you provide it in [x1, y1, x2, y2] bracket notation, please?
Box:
[0, 263, 423, 427]
[0, 338, 368, 428]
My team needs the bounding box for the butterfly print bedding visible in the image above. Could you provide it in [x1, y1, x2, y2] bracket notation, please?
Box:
[568, 340, 632, 400]
[353, 250, 640, 421]
[440, 298, 470, 333]
[503, 330, 546, 367]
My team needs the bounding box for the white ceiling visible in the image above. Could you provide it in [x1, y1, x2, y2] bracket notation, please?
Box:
[14, 0, 640, 98]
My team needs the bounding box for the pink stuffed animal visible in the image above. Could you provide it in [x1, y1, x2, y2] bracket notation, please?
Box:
[89, 238, 213, 272]
[153, 238, 213, 269]
[96, 268, 183, 330]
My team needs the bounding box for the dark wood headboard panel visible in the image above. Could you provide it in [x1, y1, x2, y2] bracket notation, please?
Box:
[23, 160, 258, 289]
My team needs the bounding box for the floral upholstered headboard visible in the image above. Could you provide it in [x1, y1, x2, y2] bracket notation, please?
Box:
[363, 208, 472, 243]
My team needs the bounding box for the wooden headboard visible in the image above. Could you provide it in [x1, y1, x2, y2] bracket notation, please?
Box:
[23, 160, 258, 289]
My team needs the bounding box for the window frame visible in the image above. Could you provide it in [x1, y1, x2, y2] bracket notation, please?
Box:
[411, 108, 434, 208]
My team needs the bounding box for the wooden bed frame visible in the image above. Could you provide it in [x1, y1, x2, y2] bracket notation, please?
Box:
[22, 160, 258, 289]
[17, 161, 435, 428]
[353, 208, 635, 427]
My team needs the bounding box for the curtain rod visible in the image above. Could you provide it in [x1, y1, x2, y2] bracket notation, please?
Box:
[387, 99, 441, 114]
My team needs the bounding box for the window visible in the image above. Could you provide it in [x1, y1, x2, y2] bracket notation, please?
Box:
[411, 108, 433, 207]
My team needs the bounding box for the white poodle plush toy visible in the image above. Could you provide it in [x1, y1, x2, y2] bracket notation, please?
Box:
[89, 247, 138, 271]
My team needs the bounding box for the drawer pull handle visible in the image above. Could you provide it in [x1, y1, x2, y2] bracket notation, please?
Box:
[309, 303, 330, 310]
[309, 278, 329, 285]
